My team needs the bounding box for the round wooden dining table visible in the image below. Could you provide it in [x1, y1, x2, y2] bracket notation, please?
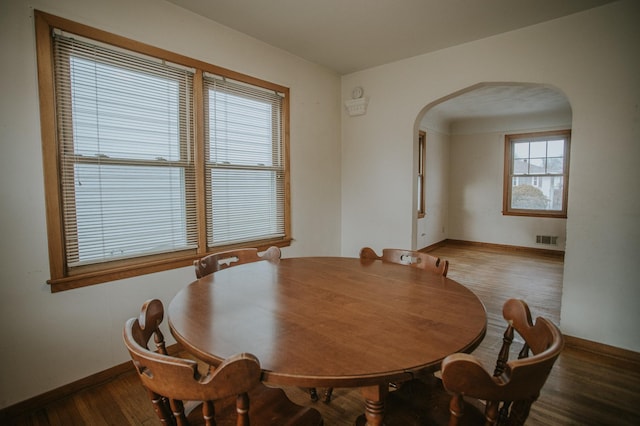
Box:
[168, 256, 486, 425]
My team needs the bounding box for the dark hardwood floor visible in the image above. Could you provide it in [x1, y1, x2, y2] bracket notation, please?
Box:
[5, 242, 640, 425]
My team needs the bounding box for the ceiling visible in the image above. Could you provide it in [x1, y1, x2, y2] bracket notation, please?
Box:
[426, 84, 572, 123]
[165, 0, 610, 119]
[166, 0, 615, 75]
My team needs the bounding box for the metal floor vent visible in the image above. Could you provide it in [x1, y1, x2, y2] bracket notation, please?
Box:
[536, 235, 558, 245]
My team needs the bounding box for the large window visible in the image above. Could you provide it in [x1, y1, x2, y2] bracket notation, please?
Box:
[503, 130, 570, 218]
[35, 11, 290, 291]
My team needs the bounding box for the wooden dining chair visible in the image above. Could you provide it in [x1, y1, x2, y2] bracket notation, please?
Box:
[194, 246, 281, 279]
[322, 247, 450, 405]
[311, 247, 390, 404]
[356, 246, 450, 399]
[360, 247, 448, 276]
[124, 299, 323, 426]
[193, 246, 323, 408]
[377, 298, 564, 426]
[381, 247, 448, 277]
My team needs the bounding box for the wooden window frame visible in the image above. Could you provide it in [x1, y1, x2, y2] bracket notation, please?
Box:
[503, 130, 570, 218]
[34, 11, 291, 292]
[417, 131, 426, 218]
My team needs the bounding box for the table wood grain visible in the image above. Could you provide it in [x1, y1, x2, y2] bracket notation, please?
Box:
[168, 257, 486, 424]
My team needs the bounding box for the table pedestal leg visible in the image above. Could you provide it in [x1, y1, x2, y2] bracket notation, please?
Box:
[356, 384, 388, 426]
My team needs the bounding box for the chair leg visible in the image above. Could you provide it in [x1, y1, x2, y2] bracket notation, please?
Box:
[202, 401, 215, 426]
[309, 387, 319, 402]
[323, 387, 334, 403]
[169, 398, 188, 426]
[449, 394, 464, 426]
[148, 390, 173, 425]
[485, 400, 499, 426]
[236, 392, 250, 426]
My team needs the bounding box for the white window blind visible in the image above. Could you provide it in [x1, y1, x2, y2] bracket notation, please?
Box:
[52, 32, 197, 266]
[203, 75, 285, 247]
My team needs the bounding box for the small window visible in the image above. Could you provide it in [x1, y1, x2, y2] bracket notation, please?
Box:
[417, 131, 426, 218]
[503, 130, 570, 218]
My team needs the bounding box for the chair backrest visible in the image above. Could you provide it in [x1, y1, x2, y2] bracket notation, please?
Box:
[360, 247, 448, 277]
[359, 246, 382, 260]
[123, 299, 262, 425]
[441, 298, 564, 425]
[194, 246, 281, 278]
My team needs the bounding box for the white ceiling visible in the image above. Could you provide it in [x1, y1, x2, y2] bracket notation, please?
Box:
[166, 0, 615, 75]
[428, 84, 572, 122]
[165, 0, 608, 119]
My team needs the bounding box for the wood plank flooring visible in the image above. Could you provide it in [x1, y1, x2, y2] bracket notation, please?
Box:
[5, 243, 640, 425]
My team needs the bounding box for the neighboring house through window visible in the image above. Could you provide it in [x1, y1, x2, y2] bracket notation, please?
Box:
[503, 130, 570, 218]
[35, 11, 291, 291]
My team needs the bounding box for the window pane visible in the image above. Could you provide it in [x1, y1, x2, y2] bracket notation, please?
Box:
[529, 141, 547, 158]
[70, 57, 181, 161]
[208, 90, 274, 166]
[547, 139, 565, 157]
[72, 164, 192, 264]
[511, 176, 564, 211]
[547, 157, 564, 174]
[529, 158, 546, 173]
[209, 169, 284, 245]
[513, 159, 528, 175]
[513, 142, 529, 159]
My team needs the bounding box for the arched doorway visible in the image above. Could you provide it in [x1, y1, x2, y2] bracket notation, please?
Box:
[413, 82, 571, 324]
[413, 82, 571, 251]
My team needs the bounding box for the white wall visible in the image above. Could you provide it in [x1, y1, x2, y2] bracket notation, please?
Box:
[0, 0, 341, 408]
[341, 0, 640, 352]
